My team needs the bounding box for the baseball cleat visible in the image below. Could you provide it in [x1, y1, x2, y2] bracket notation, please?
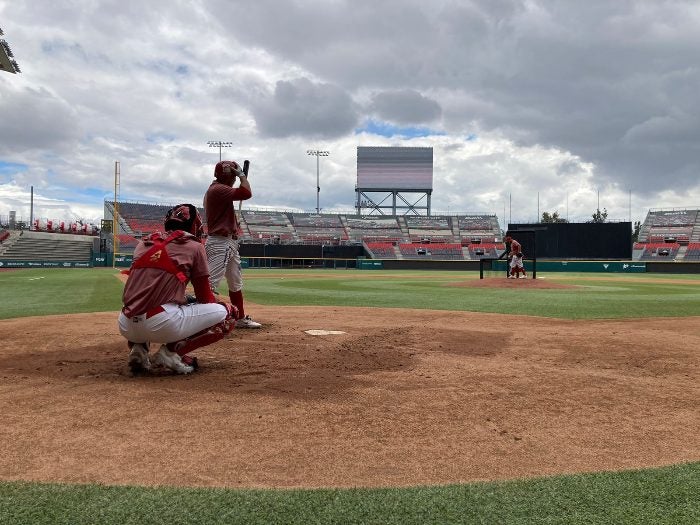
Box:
[181, 355, 199, 370]
[236, 315, 262, 328]
[153, 345, 194, 374]
[128, 344, 151, 374]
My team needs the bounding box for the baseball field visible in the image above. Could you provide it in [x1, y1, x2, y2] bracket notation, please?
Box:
[0, 267, 698, 524]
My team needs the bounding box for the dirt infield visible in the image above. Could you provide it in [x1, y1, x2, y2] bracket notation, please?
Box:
[1, 304, 698, 489]
[448, 277, 577, 289]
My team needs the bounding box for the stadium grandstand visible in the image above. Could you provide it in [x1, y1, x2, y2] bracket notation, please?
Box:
[0, 211, 99, 265]
[5, 201, 700, 265]
[0, 230, 95, 263]
[103, 200, 506, 261]
[633, 208, 700, 261]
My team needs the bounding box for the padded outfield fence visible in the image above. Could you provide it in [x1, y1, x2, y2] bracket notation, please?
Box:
[2, 253, 700, 274]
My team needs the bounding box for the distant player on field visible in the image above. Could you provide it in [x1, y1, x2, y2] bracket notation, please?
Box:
[503, 235, 526, 279]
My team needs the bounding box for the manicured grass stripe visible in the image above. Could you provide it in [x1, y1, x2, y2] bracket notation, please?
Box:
[1, 268, 699, 320]
[0, 462, 698, 525]
[239, 270, 700, 319]
[0, 268, 124, 319]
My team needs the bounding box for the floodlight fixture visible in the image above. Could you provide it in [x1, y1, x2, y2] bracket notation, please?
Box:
[208, 140, 233, 161]
[307, 149, 330, 214]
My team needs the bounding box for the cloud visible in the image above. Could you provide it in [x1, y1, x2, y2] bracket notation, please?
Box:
[250, 77, 358, 138]
[1, 0, 700, 228]
[369, 89, 442, 125]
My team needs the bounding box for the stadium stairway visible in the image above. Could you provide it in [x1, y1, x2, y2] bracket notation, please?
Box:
[397, 216, 410, 238]
[0, 231, 93, 262]
[0, 230, 20, 256]
[451, 219, 461, 242]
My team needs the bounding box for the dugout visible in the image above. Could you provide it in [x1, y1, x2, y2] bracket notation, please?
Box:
[508, 222, 632, 259]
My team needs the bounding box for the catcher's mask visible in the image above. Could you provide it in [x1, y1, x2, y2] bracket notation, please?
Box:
[214, 160, 243, 181]
[164, 204, 203, 239]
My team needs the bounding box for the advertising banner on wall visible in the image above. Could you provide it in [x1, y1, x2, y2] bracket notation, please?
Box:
[0, 260, 92, 268]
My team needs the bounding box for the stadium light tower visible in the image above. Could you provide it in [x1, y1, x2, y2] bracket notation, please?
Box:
[208, 140, 233, 161]
[0, 27, 22, 74]
[307, 149, 329, 214]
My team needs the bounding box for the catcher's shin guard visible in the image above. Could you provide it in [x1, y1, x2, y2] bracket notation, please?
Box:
[229, 290, 244, 319]
[167, 317, 236, 357]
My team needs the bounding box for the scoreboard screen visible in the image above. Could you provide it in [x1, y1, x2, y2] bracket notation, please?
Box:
[357, 147, 433, 190]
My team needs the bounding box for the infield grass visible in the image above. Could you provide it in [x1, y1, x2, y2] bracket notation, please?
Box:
[0, 462, 698, 525]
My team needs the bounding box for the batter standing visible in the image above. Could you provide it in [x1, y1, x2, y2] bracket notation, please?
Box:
[204, 160, 261, 328]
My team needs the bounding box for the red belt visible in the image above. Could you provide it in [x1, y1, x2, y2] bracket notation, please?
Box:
[123, 305, 165, 319]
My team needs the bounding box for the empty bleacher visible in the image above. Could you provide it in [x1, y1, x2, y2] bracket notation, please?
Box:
[291, 214, 348, 244]
[344, 216, 407, 244]
[467, 242, 502, 259]
[405, 216, 456, 243]
[456, 215, 501, 246]
[640, 209, 698, 245]
[116, 234, 139, 251]
[242, 210, 295, 243]
[397, 243, 464, 260]
[637, 242, 681, 260]
[116, 202, 172, 236]
[635, 208, 700, 261]
[0, 231, 93, 262]
[365, 242, 397, 259]
[684, 243, 700, 260]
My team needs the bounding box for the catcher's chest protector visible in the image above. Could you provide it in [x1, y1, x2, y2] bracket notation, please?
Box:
[127, 231, 188, 283]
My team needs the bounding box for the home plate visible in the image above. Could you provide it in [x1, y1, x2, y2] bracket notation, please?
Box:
[304, 329, 347, 336]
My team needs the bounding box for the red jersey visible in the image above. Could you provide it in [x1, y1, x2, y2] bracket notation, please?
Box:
[510, 239, 521, 255]
[122, 232, 210, 316]
[203, 181, 252, 236]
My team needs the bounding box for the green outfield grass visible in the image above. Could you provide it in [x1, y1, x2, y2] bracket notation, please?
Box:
[1, 268, 699, 320]
[240, 269, 700, 319]
[1, 267, 699, 523]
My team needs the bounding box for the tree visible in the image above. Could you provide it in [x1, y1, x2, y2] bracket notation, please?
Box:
[631, 220, 641, 243]
[541, 211, 568, 223]
[590, 208, 608, 223]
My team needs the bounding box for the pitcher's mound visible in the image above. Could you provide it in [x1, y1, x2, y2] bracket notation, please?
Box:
[450, 278, 577, 289]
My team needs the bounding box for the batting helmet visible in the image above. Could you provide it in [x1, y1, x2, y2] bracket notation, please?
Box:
[164, 203, 203, 239]
[214, 160, 243, 180]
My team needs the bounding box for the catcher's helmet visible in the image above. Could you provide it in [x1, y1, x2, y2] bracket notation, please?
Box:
[164, 203, 203, 238]
[214, 160, 243, 180]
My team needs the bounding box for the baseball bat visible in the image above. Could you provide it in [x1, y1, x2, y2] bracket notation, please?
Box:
[239, 160, 250, 212]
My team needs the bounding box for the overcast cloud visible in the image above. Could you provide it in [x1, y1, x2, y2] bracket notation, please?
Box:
[1, 0, 699, 227]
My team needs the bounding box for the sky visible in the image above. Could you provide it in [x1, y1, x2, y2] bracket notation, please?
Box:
[1, 0, 699, 228]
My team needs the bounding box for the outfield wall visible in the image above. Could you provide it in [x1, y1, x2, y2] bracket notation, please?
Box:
[3, 255, 700, 274]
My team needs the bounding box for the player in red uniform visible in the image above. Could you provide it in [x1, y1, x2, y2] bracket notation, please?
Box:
[118, 204, 237, 374]
[504, 235, 526, 278]
[203, 160, 261, 328]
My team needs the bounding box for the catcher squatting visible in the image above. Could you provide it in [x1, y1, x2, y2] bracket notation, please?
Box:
[118, 160, 260, 375]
